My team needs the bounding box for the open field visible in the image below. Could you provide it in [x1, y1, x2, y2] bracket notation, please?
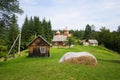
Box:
[0, 45, 120, 80]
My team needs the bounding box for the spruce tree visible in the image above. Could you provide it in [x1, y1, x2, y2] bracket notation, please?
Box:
[21, 16, 29, 49]
[84, 24, 92, 41]
[99, 27, 110, 45]
[38, 20, 43, 36]
[28, 17, 34, 36]
[48, 20, 52, 42]
[0, 0, 23, 26]
[41, 18, 47, 38]
[34, 16, 40, 35]
[8, 14, 19, 54]
[21, 16, 53, 49]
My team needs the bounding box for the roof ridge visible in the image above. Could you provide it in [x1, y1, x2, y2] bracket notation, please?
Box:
[28, 35, 50, 46]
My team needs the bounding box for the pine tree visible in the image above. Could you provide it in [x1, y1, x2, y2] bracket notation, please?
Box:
[28, 17, 34, 36]
[21, 16, 29, 49]
[99, 27, 110, 45]
[41, 18, 47, 39]
[47, 20, 52, 42]
[84, 24, 92, 41]
[8, 14, 19, 54]
[33, 16, 40, 35]
[21, 16, 53, 49]
[0, 0, 23, 26]
[38, 20, 43, 36]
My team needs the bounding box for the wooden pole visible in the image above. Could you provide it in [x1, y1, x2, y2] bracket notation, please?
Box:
[8, 34, 20, 55]
[18, 31, 21, 56]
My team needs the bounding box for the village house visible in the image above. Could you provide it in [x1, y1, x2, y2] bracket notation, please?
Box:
[52, 27, 71, 47]
[28, 35, 50, 57]
[82, 40, 89, 46]
[88, 39, 98, 46]
[82, 39, 98, 46]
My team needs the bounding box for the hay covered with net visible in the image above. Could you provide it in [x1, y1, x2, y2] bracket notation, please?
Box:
[59, 52, 97, 65]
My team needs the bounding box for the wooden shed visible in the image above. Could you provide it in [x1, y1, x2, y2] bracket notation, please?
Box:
[28, 35, 50, 57]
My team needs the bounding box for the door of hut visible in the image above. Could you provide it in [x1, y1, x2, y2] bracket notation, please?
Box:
[33, 47, 41, 57]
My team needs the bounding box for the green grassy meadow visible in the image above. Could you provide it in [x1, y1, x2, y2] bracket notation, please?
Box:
[0, 45, 120, 80]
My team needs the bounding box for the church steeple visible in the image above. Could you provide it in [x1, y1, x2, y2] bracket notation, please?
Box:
[55, 27, 71, 37]
[64, 27, 69, 36]
[55, 30, 61, 35]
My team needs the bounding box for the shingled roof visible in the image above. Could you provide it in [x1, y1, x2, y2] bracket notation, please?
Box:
[52, 35, 67, 42]
[28, 35, 50, 46]
[88, 39, 98, 44]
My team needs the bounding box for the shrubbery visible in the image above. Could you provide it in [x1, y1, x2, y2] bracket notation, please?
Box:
[0, 45, 7, 60]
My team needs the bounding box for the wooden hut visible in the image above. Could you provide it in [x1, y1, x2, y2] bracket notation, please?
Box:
[28, 35, 50, 57]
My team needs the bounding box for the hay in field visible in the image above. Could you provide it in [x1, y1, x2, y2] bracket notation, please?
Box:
[59, 52, 97, 65]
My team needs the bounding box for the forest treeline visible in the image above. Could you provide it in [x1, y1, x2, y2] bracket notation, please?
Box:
[70, 24, 120, 53]
[0, 0, 120, 59]
[0, 0, 23, 58]
[0, 16, 120, 59]
[21, 16, 53, 49]
[0, 16, 53, 57]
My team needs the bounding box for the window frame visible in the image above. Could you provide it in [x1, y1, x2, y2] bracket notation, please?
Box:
[40, 47, 46, 54]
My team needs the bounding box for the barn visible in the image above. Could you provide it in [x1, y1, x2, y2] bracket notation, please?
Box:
[28, 35, 50, 57]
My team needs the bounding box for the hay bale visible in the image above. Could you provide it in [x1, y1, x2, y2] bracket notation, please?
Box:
[59, 52, 97, 65]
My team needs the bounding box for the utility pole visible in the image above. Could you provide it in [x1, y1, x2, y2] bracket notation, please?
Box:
[8, 32, 21, 57]
[8, 34, 20, 55]
[18, 31, 21, 56]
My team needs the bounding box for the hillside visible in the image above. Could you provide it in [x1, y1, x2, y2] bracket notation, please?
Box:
[0, 45, 120, 80]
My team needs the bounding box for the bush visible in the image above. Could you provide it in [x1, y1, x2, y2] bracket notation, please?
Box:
[0, 45, 7, 60]
[0, 52, 7, 58]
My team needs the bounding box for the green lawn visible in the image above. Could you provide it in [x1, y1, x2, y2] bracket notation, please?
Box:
[0, 45, 120, 80]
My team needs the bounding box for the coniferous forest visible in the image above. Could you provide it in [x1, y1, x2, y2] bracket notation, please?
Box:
[0, 0, 120, 59]
[70, 24, 120, 53]
[21, 16, 53, 50]
[0, 1, 120, 80]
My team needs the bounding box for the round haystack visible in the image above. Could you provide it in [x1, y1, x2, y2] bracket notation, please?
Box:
[59, 52, 97, 65]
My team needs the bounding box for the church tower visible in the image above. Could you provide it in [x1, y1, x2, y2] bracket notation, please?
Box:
[55, 30, 61, 35]
[64, 27, 71, 37]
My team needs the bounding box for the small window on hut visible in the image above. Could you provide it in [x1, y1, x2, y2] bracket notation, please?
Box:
[40, 47, 46, 53]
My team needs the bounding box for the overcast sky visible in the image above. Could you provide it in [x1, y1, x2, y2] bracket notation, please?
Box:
[18, 0, 120, 31]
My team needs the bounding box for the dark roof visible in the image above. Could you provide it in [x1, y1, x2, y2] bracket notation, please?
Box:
[28, 35, 50, 46]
